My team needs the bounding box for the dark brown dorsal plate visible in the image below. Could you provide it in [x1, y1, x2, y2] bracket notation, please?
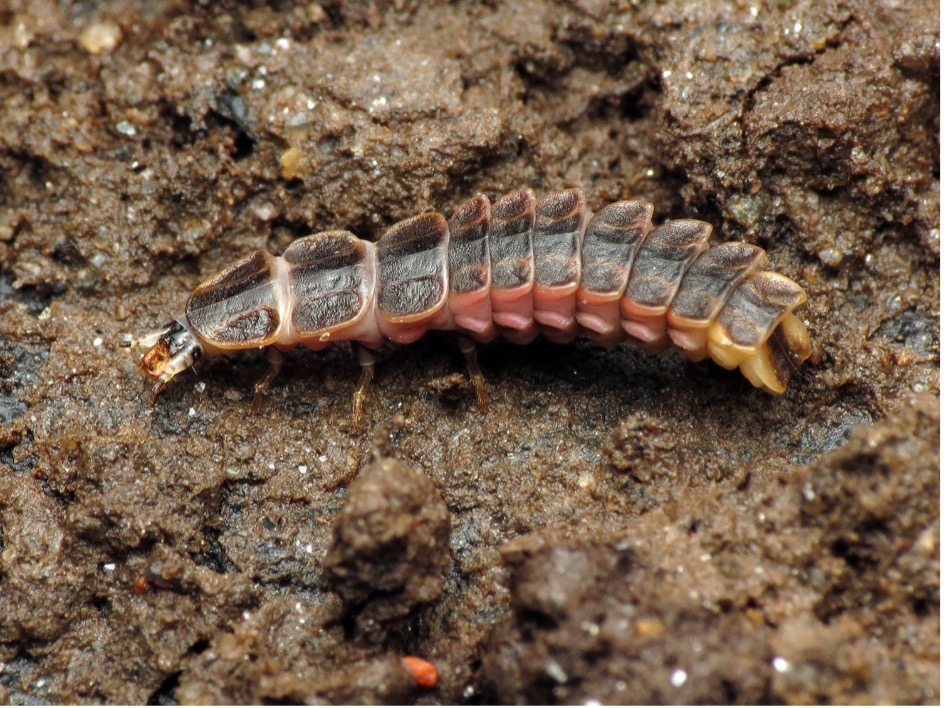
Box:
[285, 231, 372, 335]
[533, 189, 587, 288]
[489, 189, 535, 290]
[186, 250, 281, 348]
[716, 271, 808, 349]
[448, 195, 491, 295]
[377, 212, 449, 321]
[669, 242, 765, 325]
[624, 219, 712, 311]
[580, 199, 653, 296]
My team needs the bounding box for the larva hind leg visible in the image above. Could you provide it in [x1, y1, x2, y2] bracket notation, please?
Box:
[252, 347, 284, 412]
[457, 335, 488, 413]
[352, 344, 376, 429]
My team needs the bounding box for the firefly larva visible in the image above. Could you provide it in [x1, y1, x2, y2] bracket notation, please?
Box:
[125, 188, 812, 421]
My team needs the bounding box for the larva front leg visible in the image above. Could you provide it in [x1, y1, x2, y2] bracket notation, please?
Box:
[283, 230, 382, 423]
[352, 344, 376, 429]
[252, 347, 284, 411]
[457, 335, 488, 412]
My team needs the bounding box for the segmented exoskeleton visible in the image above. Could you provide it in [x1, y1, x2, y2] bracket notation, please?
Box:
[126, 188, 812, 421]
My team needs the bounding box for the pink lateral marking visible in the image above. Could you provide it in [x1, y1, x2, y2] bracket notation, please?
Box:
[666, 327, 705, 352]
[534, 310, 575, 330]
[490, 284, 534, 332]
[621, 316, 666, 343]
[382, 322, 432, 344]
[449, 289, 495, 341]
[620, 296, 671, 348]
[575, 287, 622, 337]
[455, 314, 494, 337]
[667, 328, 709, 361]
[376, 303, 454, 344]
[298, 308, 386, 350]
[531, 283, 578, 332]
[532, 284, 577, 328]
[575, 310, 616, 336]
[493, 311, 532, 330]
[484, 282, 540, 342]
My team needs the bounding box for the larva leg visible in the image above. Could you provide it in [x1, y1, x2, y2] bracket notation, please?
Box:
[457, 335, 488, 413]
[252, 347, 284, 411]
[352, 345, 376, 428]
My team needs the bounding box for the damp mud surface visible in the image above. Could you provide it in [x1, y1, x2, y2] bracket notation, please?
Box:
[0, 0, 939, 704]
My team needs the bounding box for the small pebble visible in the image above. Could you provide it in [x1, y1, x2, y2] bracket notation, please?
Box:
[280, 147, 303, 180]
[115, 121, 136, 137]
[79, 20, 122, 54]
[253, 202, 276, 221]
[401, 656, 438, 690]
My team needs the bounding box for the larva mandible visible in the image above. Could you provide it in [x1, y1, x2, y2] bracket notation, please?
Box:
[126, 188, 812, 421]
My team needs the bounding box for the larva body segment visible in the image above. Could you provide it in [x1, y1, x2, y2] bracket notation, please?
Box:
[375, 212, 451, 343]
[621, 220, 712, 351]
[131, 188, 812, 400]
[576, 200, 653, 343]
[185, 250, 284, 350]
[446, 195, 494, 340]
[488, 189, 538, 344]
[665, 241, 766, 360]
[531, 189, 588, 342]
[284, 230, 376, 350]
[708, 271, 809, 393]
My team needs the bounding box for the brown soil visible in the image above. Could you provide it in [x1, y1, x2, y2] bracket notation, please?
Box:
[0, 0, 939, 704]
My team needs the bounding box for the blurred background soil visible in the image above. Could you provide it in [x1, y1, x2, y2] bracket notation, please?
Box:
[0, 0, 939, 704]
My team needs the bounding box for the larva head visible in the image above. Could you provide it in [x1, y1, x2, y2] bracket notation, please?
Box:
[124, 319, 202, 393]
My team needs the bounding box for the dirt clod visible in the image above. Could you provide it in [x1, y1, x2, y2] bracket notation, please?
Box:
[479, 395, 940, 705]
[324, 457, 451, 636]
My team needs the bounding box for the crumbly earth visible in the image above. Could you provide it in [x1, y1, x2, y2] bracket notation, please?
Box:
[0, 0, 938, 704]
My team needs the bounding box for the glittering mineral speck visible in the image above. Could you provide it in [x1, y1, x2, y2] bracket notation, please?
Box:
[115, 121, 136, 137]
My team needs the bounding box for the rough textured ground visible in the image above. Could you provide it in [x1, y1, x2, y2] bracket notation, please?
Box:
[0, 0, 939, 704]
